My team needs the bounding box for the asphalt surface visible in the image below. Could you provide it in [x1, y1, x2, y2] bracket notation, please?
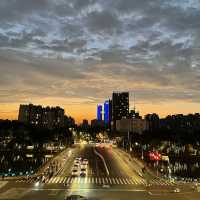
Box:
[0, 144, 200, 200]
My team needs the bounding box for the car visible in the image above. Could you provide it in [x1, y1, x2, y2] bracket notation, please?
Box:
[65, 195, 87, 200]
[81, 164, 87, 169]
[74, 159, 80, 165]
[173, 188, 180, 193]
[71, 169, 79, 177]
[82, 159, 88, 165]
[76, 157, 82, 161]
[80, 169, 87, 177]
[102, 184, 110, 188]
[73, 164, 79, 169]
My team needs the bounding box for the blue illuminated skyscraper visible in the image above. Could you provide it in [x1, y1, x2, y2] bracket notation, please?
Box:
[97, 104, 102, 121]
[104, 100, 109, 124]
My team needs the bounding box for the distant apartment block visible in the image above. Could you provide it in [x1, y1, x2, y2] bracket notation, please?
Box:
[116, 118, 148, 134]
[18, 104, 64, 129]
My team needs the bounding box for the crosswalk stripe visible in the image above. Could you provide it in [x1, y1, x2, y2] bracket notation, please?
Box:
[119, 178, 124, 184]
[48, 178, 52, 183]
[52, 177, 57, 183]
[84, 177, 87, 184]
[105, 177, 108, 184]
[135, 178, 141, 185]
[122, 178, 128, 184]
[139, 179, 146, 185]
[79, 178, 83, 184]
[126, 178, 131, 184]
[109, 177, 112, 184]
[70, 178, 73, 183]
[66, 177, 70, 184]
[102, 177, 105, 184]
[115, 178, 119, 184]
[15, 176, 178, 186]
[60, 177, 64, 183]
[63, 177, 67, 183]
[98, 177, 100, 184]
[131, 178, 137, 184]
[51, 177, 56, 183]
[55, 177, 60, 183]
[129, 178, 134, 184]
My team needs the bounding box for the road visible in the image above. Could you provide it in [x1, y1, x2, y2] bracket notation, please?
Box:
[0, 144, 200, 200]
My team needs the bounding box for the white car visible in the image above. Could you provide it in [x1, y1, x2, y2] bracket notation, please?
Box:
[80, 168, 87, 177]
[71, 169, 79, 177]
[82, 159, 88, 165]
[81, 164, 87, 169]
[173, 188, 180, 193]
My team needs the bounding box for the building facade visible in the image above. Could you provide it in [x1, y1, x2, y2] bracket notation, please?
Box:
[104, 100, 110, 124]
[116, 118, 148, 134]
[97, 104, 103, 121]
[112, 92, 129, 130]
[18, 104, 64, 129]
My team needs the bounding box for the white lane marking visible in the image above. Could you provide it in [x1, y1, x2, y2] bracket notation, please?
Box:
[77, 177, 80, 183]
[95, 177, 98, 184]
[93, 148, 110, 176]
[112, 178, 116, 184]
[92, 177, 94, 184]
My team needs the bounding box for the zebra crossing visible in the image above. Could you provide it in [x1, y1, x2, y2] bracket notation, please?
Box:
[16, 176, 175, 186]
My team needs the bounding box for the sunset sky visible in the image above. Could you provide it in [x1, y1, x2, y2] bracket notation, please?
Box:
[0, 0, 200, 123]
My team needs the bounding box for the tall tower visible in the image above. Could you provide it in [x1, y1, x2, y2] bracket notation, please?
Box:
[112, 92, 129, 130]
[97, 104, 103, 121]
[104, 100, 109, 124]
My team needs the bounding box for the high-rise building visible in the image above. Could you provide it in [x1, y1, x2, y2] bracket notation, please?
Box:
[112, 92, 129, 130]
[97, 104, 103, 121]
[104, 100, 110, 124]
[82, 119, 89, 126]
[18, 104, 64, 129]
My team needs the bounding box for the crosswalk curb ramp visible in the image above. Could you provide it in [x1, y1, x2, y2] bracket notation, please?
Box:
[16, 176, 175, 186]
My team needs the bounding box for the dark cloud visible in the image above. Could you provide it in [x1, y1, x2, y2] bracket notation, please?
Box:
[0, 0, 200, 108]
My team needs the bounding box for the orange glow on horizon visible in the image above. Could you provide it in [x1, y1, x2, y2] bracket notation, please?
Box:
[0, 100, 200, 124]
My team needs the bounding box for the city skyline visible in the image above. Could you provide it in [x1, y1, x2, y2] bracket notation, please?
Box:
[1, 0, 200, 123]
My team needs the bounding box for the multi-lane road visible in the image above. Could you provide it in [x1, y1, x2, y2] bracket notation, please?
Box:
[0, 144, 200, 200]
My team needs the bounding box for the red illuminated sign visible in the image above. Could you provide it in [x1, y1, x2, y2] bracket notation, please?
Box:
[149, 152, 161, 161]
